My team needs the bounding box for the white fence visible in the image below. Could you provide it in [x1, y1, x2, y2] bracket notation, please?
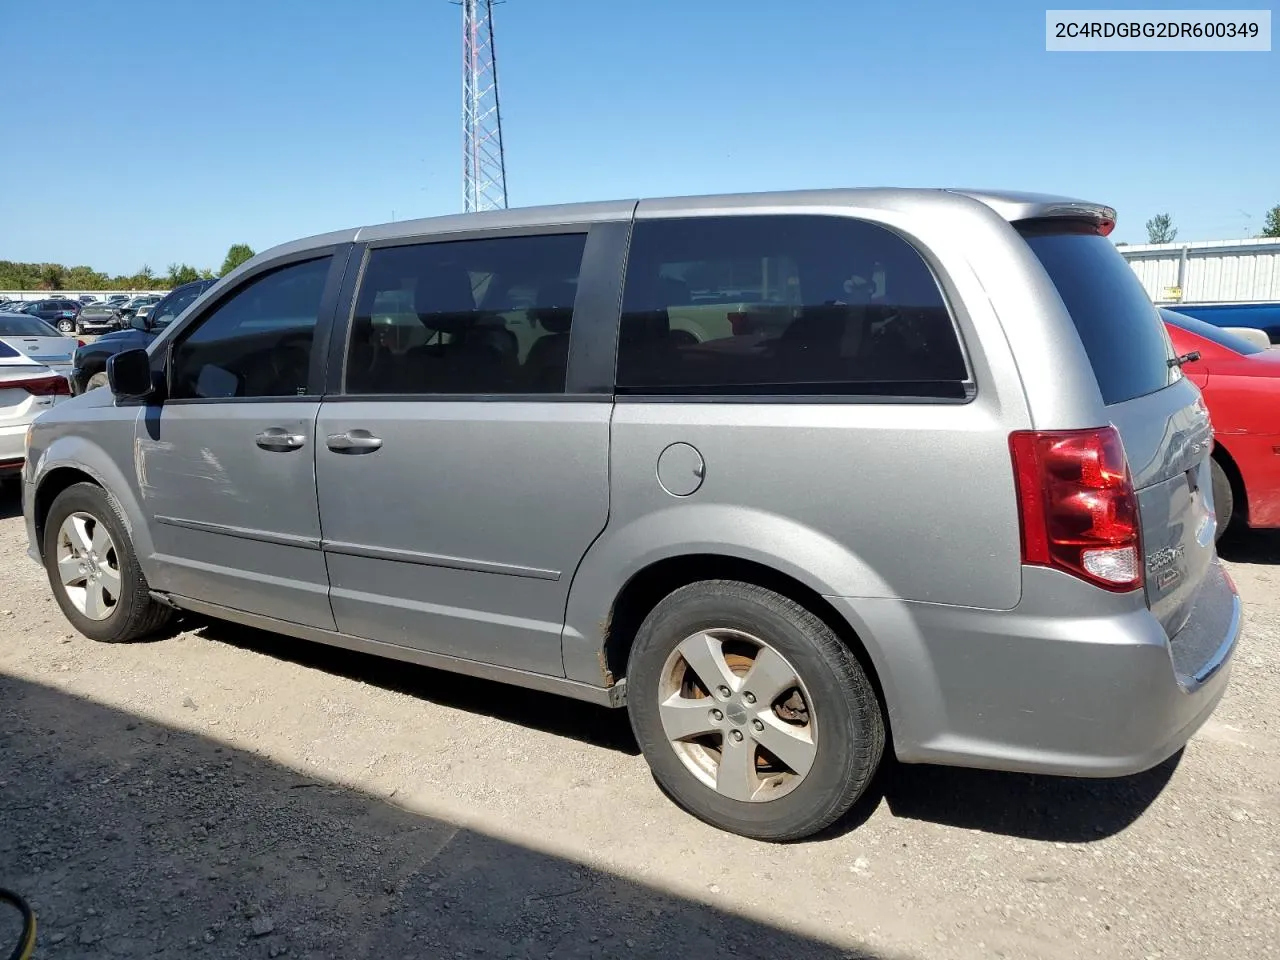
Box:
[1119, 238, 1280, 304]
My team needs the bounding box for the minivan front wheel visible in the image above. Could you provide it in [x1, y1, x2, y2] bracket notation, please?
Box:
[627, 580, 884, 841]
[43, 482, 172, 642]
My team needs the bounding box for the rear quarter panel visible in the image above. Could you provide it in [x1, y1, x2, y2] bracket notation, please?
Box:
[562, 195, 1048, 685]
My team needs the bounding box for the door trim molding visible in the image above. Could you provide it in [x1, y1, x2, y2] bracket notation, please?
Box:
[321, 538, 560, 581]
[154, 515, 322, 550]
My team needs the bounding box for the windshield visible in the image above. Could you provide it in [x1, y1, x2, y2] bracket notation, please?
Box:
[1161, 308, 1267, 356]
[0, 314, 60, 337]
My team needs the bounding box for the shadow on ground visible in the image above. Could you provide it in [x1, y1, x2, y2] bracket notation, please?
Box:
[0, 672, 895, 960]
[194, 618, 641, 756]
[1218, 528, 1280, 565]
[0, 483, 20, 522]
[874, 752, 1180, 843]
[195, 620, 1176, 847]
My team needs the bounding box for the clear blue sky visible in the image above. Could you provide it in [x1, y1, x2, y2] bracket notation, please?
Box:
[2, 0, 1275, 275]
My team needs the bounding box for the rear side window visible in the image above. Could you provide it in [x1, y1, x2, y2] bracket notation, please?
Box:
[1019, 223, 1175, 405]
[616, 215, 968, 397]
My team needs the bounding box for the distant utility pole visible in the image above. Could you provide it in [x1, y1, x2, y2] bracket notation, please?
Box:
[461, 0, 509, 212]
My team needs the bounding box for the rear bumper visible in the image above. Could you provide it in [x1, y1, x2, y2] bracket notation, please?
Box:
[0, 422, 29, 469]
[830, 563, 1240, 777]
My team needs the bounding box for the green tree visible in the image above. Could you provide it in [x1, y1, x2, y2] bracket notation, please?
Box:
[1261, 204, 1280, 239]
[166, 262, 201, 286]
[65, 265, 110, 289]
[199, 267, 216, 280]
[39, 263, 66, 290]
[220, 243, 256, 276]
[1145, 213, 1177, 244]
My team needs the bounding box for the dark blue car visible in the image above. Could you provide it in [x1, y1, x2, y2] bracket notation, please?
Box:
[71, 278, 217, 393]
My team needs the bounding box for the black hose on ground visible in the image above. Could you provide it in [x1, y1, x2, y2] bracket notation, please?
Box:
[0, 888, 35, 960]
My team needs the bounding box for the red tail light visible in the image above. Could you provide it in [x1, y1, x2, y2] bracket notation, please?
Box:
[77, 339, 86, 347]
[728, 312, 749, 335]
[8, 374, 71, 397]
[1009, 426, 1142, 592]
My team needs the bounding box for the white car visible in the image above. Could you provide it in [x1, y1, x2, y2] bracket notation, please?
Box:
[0, 311, 78, 379]
[0, 340, 70, 485]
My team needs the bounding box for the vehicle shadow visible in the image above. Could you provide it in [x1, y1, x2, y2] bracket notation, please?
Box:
[1217, 528, 1280, 564]
[0, 483, 20, 522]
[871, 752, 1181, 842]
[193, 618, 1176, 845]
[0, 672, 897, 960]
[192, 617, 642, 756]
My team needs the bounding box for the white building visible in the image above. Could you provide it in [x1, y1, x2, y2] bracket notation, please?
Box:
[1119, 237, 1280, 304]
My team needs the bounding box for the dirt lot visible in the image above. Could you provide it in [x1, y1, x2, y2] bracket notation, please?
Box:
[1, 485, 1277, 960]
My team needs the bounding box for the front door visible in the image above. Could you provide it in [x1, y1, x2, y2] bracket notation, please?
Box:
[136, 253, 345, 630]
[315, 230, 610, 675]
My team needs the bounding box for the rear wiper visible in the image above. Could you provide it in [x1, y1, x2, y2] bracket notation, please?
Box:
[1169, 350, 1201, 368]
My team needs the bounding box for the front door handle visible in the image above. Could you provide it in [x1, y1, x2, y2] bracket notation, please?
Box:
[326, 429, 383, 453]
[255, 427, 306, 451]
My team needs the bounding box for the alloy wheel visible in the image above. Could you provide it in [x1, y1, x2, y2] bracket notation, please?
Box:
[657, 628, 817, 802]
[55, 512, 121, 621]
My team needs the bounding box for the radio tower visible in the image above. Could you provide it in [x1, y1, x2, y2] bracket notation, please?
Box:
[461, 0, 508, 212]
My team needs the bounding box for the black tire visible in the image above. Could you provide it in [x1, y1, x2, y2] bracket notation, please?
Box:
[1211, 458, 1235, 541]
[57, 319, 75, 333]
[627, 580, 884, 841]
[42, 482, 171, 643]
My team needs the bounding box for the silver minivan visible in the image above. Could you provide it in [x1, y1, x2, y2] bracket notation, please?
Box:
[21, 189, 1240, 840]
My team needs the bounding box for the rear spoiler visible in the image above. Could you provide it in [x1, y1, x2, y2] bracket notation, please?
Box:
[948, 190, 1117, 236]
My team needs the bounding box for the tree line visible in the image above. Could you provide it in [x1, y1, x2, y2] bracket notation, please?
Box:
[0, 243, 257, 292]
[1140, 203, 1280, 245]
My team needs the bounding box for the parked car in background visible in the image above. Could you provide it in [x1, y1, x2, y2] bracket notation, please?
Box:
[71, 277, 216, 393]
[0, 341, 69, 485]
[23, 189, 1239, 841]
[105, 295, 131, 306]
[0, 311, 78, 380]
[75, 300, 125, 336]
[77, 295, 99, 304]
[1163, 307, 1280, 538]
[1171, 301, 1280, 344]
[116, 294, 163, 324]
[19, 298, 81, 333]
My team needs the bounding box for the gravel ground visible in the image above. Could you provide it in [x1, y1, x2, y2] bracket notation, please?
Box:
[1, 485, 1277, 960]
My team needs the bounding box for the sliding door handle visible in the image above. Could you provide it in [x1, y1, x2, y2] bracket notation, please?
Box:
[326, 430, 383, 453]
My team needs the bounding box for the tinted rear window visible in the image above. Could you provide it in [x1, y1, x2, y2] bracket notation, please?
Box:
[617, 215, 969, 397]
[0, 315, 58, 336]
[1019, 223, 1174, 405]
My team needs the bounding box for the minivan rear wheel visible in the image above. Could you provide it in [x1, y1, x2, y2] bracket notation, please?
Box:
[42, 482, 172, 643]
[627, 580, 884, 841]
[57, 319, 75, 333]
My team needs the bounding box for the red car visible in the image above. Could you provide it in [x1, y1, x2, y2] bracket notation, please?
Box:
[1162, 307, 1280, 538]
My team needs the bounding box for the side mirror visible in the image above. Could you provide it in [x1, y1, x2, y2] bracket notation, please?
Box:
[107, 348, 155, 399]
[129, 313, 150, 331]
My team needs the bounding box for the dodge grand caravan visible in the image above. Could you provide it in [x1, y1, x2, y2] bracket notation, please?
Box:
[21, 188, 1240, 840]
